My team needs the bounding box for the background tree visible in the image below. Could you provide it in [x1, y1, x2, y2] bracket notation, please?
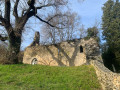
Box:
[41, 11, 81, 44]
[85, 26, 100, 45]
[79, 24, 87, 39]
[102, 0, 120, 72]
[101, 43, 116, 71]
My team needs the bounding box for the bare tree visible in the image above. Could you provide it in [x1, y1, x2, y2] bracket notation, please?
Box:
[65, 12, 81, 40]
[79, 24, 87, 38]
[41, 11, 82, 44]
[41, 11, 69, 44]
[0, 0, 68, 63]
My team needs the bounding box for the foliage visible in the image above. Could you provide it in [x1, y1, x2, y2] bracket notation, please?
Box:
[102, 0, 120, 71]
[102, 45, 116, 71]
[0, 45, 9, 64]
[0, 64, 101, 90]
[85, 26, 100, 44]
[0, 45, 23, 64]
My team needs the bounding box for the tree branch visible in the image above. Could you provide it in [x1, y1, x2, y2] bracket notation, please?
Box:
[13, 0, 19, 19]
[0, 15, 6, 26]
[18, 11, 35, 29]
[21, 2, 55, 24]
[35, 15, 55, 27]
[4, 0, 11, 23]
[36, 4, 54, 9]
[0, 11, 13, 33]
[35, 15, 63, 29]
[47, 14, 62, 22]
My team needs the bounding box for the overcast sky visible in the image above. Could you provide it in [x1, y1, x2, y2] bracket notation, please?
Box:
[21, 0, 108, 49]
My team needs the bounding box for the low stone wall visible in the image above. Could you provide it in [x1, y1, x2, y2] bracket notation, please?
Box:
[90, 60, 120, 90]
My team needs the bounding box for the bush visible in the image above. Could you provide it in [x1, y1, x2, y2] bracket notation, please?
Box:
[102, 47, 120, 73]
[18, 51, 24, 63]
[0, 45, 11, 64]
[0, 45, 24, 64]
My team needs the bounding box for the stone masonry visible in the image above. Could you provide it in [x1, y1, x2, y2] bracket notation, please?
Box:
[23, 38, 100, 66]
[90, 60, 120, 90]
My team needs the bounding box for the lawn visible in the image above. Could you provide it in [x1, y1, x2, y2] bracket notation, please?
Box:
[0, 64, 101, 90]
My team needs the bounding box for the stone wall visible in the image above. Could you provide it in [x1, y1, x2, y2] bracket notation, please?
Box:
[90, 60, 120, 90]
[23, 39, 87, 66]
[23, 38, 100, 66]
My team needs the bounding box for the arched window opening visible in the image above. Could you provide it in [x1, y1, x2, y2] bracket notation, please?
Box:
[31, 58, 38, 65]
[80, 46, 83, 53]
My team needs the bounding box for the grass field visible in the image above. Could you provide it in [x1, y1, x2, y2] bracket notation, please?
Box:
[0, 64, 101, 90]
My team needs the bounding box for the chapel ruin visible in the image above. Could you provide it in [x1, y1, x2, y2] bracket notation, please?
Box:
[23, 32, 100, 66]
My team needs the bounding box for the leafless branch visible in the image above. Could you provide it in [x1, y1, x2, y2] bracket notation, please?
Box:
[0, 15, 6, 26]
[4, 0, 11, 23]
[35, 15, 63, 29]
[47, 14, 63, 22]
[13, 0, 19, 18]
[36, 4, 55, 9]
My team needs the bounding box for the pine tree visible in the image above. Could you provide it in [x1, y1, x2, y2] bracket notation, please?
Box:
[102, 0, 114, 41]
[102, 0, 120, 72]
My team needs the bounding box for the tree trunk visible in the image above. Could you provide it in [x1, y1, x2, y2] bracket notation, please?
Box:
[69, 60, 75, 66]
[8, 29, 22, 64]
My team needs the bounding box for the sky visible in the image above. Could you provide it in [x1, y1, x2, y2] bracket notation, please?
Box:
[70, 0, 107, 28]
[21, 0, 108, 49]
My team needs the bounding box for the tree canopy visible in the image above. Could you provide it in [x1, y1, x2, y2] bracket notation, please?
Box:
[102, 0, 120, 72]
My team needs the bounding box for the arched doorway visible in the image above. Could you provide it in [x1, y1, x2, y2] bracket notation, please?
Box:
[31, 58, 38, 65]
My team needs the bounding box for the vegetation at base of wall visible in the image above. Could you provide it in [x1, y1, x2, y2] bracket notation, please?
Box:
[102, 46, 120, 73]
[0, 45, 23, 64]
[0, 45, 9, 64]
[0, 65, 101, 90]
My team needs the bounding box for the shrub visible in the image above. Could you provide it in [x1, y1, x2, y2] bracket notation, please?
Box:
[0, 45, 10, 64]
[0, 45, 24, 64]
[18, 51, 24, 63]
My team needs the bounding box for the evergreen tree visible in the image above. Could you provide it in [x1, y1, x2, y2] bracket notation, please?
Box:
[102, 0, 120, 72]
[102, 0, 114, 41]
[86, 26, 100, 44]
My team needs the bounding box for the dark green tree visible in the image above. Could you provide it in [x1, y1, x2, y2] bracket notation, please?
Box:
[102, 0, 120, 72]
[86, 26, 100, 44]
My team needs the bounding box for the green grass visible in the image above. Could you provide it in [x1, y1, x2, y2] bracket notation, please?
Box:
[0, 64, 101, 90]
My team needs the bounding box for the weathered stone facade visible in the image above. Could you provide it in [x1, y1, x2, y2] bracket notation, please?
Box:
[90, 60, 120, 90]
[23, 38, 100, 66]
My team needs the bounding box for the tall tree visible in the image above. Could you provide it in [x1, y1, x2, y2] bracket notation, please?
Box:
[0, 0, 68, 64]
[102, 0, 120, 71]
